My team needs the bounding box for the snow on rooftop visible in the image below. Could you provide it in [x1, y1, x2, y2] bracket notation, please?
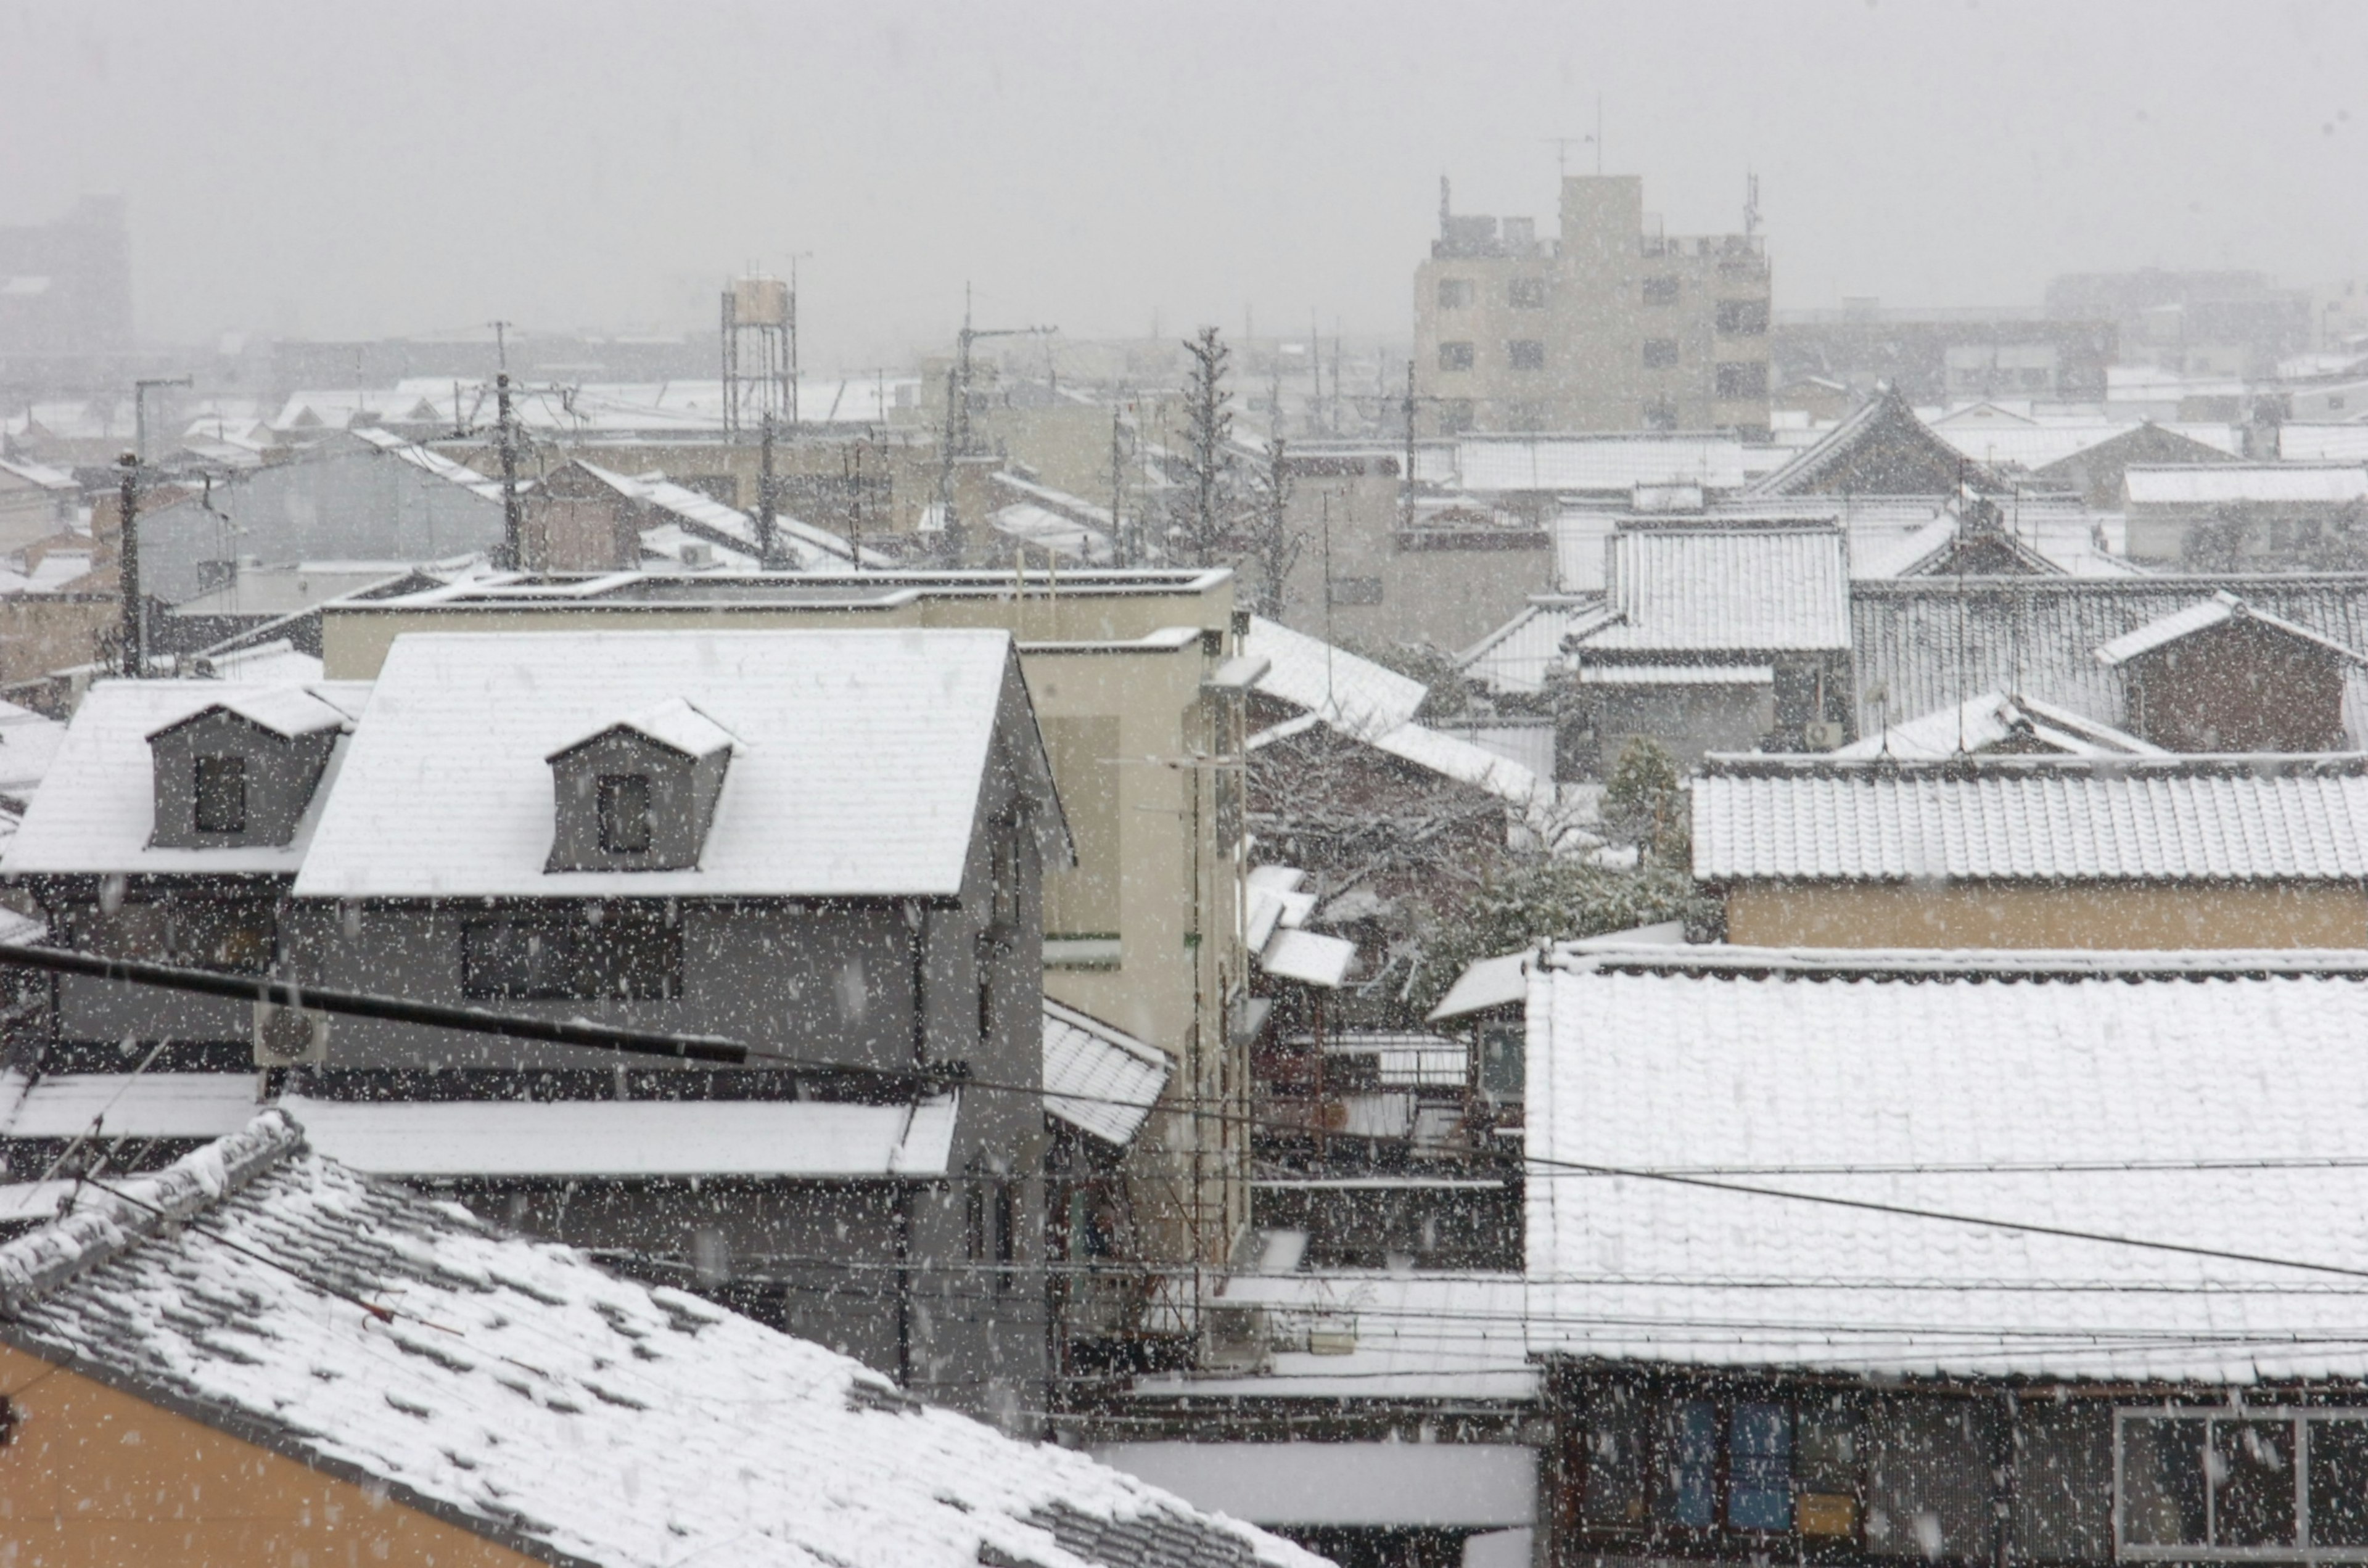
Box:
[1242, 615, 1426, 735]
[152, 684, 348, 741]
[554, 695, 737, 760]
[2125, 462, 2368, 506]
[283, 1093, 958, 1178]
[1259, 928, 1357, 989]
[295, 629, 1033, 900]
[1429, 950, 1532, 1022]
[0, 1115, 1323, 1568]
[1042, 1000, 1174, 1147]
[1527, 953, 2368, 1382]
[1693, 754, 2368, 882]
[3, 680, 351, 876]
[2094, 589, 2368, 668]
[1449, 434, 1745, 495]
[1829, 691, 2165, 761]
[1574, 524, 1852, 654]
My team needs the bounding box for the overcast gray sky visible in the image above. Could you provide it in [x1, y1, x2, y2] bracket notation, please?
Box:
[2, 0, 2362, 369]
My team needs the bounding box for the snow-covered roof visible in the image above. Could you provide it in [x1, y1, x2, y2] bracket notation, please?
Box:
[282, 1093, 958, 1178]
[1259, 928, 1357, 988]
[553, 696, 737, 760]
[2284, 424, 2368, 463]
[993, 503, 1116, 564]
[1571, 523, 1851, 654]
[0, 455, 76, 491]
[1830, 690, 2165, 761]
[151, 684, 348, 741]
[1527, 948, 2368, 1383]
[0, 1115, 1322, 1568]
[1574, 662, 1773, 686]
[1243, 615, 1426, 735]
[1042, 999, 1174, 1147]
[347, 425, 508, 500]
[1429, 951, 1532, 1021]
[0, 699, 65, 800]
[1934, 421, 2240, 471]
[2094, 589, 2368, 668]
[574, 461, 887, 570]
[1457, 597, 1609, 695]
[0, 1070, 260, 1147]
[1693, 754, 2368, 882]
[295, 629, 1053, 900]
[2, 680, 352, 876]
[1447, 434, 1745, 495]
[2125, 462, 2368, 506]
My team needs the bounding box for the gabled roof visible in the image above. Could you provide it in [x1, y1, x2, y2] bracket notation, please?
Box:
[1568, 522, 1851, 654]
[550, 696, 737, 761]
[297, 630, 1066, 900]
[3, 680, 353, 876]
[146, 685, 348, 742]
[1243, 615, 1426, 735]
[1746, 385, 2008, 498]
[1042, 999, 1174, 1147]
[1830, 690, 2164, 761]
[0, 1115, 1321, 1568]
[1527, 948, 2368, 1382]
[1693, 753, 2368, 882]
[2093, 589, 2368, 668]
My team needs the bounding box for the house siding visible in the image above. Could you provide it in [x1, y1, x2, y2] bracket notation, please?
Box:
[1721, 879, 2368, 950]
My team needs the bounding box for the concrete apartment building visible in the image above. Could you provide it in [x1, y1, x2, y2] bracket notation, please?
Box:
[1413, 175, 1772, 439]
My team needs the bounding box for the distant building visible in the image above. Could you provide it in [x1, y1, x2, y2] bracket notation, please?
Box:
[0, 195, 132, 368]
[1413, 176, 1772, 439]
[1770, 303, 2115, 404]
[2047, 268, 2312, 379]
[2121, 461, 2368, 565]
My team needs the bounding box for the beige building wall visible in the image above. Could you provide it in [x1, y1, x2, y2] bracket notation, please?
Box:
[318, 573, 1252, 1274]
[0, 1342, 536, 1567]
[1723, 880, 2368, 950]
[1413, 175, 1772, 438]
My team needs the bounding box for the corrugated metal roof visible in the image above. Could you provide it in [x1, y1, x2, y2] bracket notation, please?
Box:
[1692, 755, 2368, 881]
[1574, 524, 1851, 653]
[1527, 953, 2368, 1382]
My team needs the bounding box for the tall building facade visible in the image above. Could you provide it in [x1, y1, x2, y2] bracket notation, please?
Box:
[1413, 175, 1772, 439]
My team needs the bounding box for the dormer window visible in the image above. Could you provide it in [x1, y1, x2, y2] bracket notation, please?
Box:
[146, 691, 343, 850]
[545, 699, 735, 873]
[597, 774, 653, 853]
[193, 755, 249, 833]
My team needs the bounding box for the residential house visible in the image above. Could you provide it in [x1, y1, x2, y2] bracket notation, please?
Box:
[1555, 519, 1856, 774]
[0, 455, 76, 554]
[308, 568, 1257, 1328]
[1744, 384, 2008, 499]
[1693, 753, 2368, 948]
[2026, 421, 2241, 509]
[1, 626, 1074, 1425]
[1527, 943, 2368, 1568]
[2123, 462, 2368, 565]
[1851, 574, 2368, 748]
[0, 1113, 1323, 1568]
[1830, 690, 2162, 761]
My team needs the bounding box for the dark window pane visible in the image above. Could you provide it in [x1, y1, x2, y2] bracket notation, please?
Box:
[1730, 1401, 1793, 1530]
[1642, 339, 1679, 369]
[463, 915, 680, 1000]
[1716, 361, 1770, 398]
[1656, 1399, 1717, 1527]
[1437, 279, 1473, 309]
[2122, 1418, 2209, 1547]
[2310, 1419, 2368, 1546]
[194, 754, 247, 833]
[597, 773, 652, 853]
[1509, 277, 1547, 309]
[1508, 339, 1545, 371]
[1438, 341, 1474, 372]
[1582, 1390, 1649, 1526]
[1642, 276, 1680, 305]
[2213, 1419, 2296, 1548]
[1717, 298, 1770, 336]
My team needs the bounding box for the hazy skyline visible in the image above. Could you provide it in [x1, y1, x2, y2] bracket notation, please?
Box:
[2, 0, 2362, 371]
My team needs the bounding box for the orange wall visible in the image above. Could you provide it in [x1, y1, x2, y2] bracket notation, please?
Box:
[1722, 880, 2368, 950]
[0, 1341, 536, 1568]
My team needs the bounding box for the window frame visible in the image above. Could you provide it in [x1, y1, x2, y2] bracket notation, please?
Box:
[2114, 1406, 2368, 1561]
[1437, 340, 1475, 373]
[1642, 275, 1682, 306]
[1642, 339, 1680, 370]
[192, 753, 249, 834]
[1437, 277, 1474, 310]
[1508, 276, 1548, 310]
[1507, 339, 1546, 372]
[460, 911, 683, 1001]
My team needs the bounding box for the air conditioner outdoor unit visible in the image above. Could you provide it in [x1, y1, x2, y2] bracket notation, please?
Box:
[253, 1001, 328, 1067]
[680, 542, 714, 569]
[1803, 720, 1847, 751]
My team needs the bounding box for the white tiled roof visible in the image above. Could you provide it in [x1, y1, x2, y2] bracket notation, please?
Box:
[2126, 462, 2368, 505]
[0, 1116, 1322, 1568]
[295, 629, 1046, 899]
[2, 679, 352, 876]
[1527, 950, 2368, 1382]
[1693, 755, 2368, 881]
[1042, 999, 1173, 1147]
[1458, 597, 1609, 695]
[1260, 928, 1357, 988]
[1243, 615, 1426, 734]
[1572, 523, 1851, 654]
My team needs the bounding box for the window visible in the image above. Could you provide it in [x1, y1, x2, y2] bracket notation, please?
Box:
[1727, 1403, 1793, 1530]
[2116, 1408, 2368, 1559]
[1642, 275, 1681, 305]
[1439, 398, 1475, 435]
[596, 773, 652, 853]
[1437, 340, 1474, 372]
[1716, 297, 1770, 336]
[193, 754, 247, 834]
[1716, 360, 1769, 398]
[1437, 278, 1473, 309]
[1642, 339, 1680, 369]
[462, 913, 682, 1000]
[1656, 1400, 1717, 1527]
[1508, 339, 1545, 371]
[1508, 276, 1547, 309]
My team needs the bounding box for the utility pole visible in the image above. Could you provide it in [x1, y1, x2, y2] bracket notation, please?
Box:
[757, 411, 780, 569]
[1110, 404, 1128, 567]
[1402, 358, 1418, 533]
[132, 376, 192, 466]
[490, 321, 523, 571]
[933, 287, 1055, 564]
[115, 451, 143, 677]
